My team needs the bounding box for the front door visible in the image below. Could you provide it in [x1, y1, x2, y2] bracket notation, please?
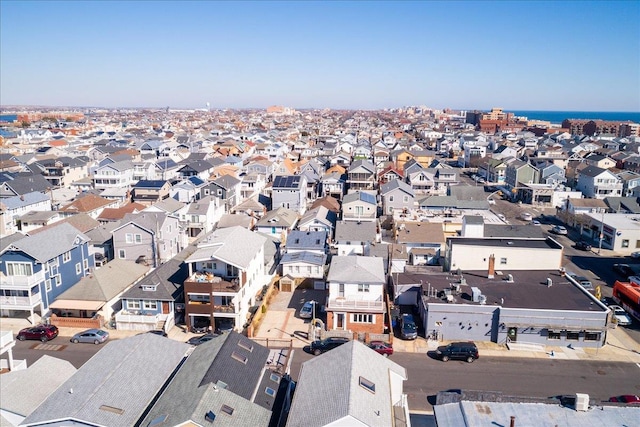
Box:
[162, 301, 170, 314]
[507, 327, 518, 342]
[336, 313, 345, 329]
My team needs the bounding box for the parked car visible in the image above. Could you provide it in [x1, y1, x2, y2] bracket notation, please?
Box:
[630, 251, 640, 259]
[187, 333, 219, 346]
[568, 274, 594, 291]
[575, 241, 592, 251]
[551, 225, 568, 235]
[368, 341, 393, 357]
[612, 263, 634, 278]
[299, 301, 316, 319]
[520, 212, 533, 221]
[610, 305, 632, 326]
[608, 395, 640, 405]
[309, 337, 350, 355]
[70, 329, 109, 345]
[400, 314, 418, 340]
[16, 325, 58, 343]
[531, 220, 541, 226]
[435, 341, 479, 363]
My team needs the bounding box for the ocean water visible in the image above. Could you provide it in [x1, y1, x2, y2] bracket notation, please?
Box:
[0, 114, 18, 122]
[510, 110, 640, 124]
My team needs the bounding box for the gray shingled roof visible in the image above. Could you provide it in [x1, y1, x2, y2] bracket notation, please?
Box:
[334, 220, 376, 243]
[0, 355, 76, 418]
[55, 259, 150, 302]
[6, 222, 89, 262]
[139, 332, 272, 427]
[185, 226, 267, 269]
[287, 340, 407, 427]
[0, 191, 50, 210]
[327, 256, 385, 284]
[22, 334, 190, 427]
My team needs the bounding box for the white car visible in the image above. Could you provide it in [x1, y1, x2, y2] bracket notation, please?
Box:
[610, 305, 632, 326]
[630, 251, 640, 259]
[551, 225, 568, 235]
[520, 212, 533, 221]
[299, 301, 316, 319]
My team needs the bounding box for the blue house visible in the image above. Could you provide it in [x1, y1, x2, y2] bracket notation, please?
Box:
[0, 222, 94, 323]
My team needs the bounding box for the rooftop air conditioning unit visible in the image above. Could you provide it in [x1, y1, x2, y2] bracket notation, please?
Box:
[574, 393, 589, 411]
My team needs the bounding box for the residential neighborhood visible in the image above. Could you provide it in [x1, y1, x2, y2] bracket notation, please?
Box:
[1, 106, 640, 426]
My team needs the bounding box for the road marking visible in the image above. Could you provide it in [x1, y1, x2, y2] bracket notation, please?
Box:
[30, 343, 66, 351]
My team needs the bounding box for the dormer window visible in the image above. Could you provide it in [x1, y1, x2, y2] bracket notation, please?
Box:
[142, 284, 157, 292]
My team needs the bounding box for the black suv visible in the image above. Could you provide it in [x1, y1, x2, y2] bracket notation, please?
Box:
[400, 314, 418, 340]
[310, 337, 350, 355]
[575, 241, 592, 251]
[435, 342, 479, 363]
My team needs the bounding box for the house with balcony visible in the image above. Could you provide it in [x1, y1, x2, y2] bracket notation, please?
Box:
[183, 195, 225, 240]
[279, 230, 328, 282]
[176, 158, 217, 180]
[0, 191, 52, 237]
[182, 226, 268, 332]
[35, 156, 88, 189]
[325, 256, 386, 334]
[111, 211, 182, 268]
[48, 259, 149, 329]
[576, 165, 623, 199]
[0, 222, 93, 322]
[116, 248, 192, 333]
[320, 171, 346, 200]
[346, 159, 376, 191]
[92, 160, 135, 191]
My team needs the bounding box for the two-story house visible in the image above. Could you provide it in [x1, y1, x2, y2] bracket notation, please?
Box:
[254, 207, 299, 242]
[0, 191, 51, 237]
[36, 156, 88, 189]
[131, 180, 172, 206]
[182, 226, 267, 332]
[576, 165, 623, 199]
[0, 222, 93, 322]
[271, 175, 308, 213]
[112, 212, 182, 268]
[279, 230, 328, 282]
[325, 256, 386, 334]
[92, 160, 135, 191]
[380, 179, 415, 215]
[346, 160, 376, 191]
[201, 175, 242, 211]
[333, 220, 378, 256]
[184, 195, 225, 240]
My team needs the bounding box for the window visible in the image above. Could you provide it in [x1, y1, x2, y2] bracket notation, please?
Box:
[135, 234, 142, 243]
[500, 257, 507, 265]
[389, 195, 394, 202]
[359, 376, 375, 394]
[119, 249, 126, 259]
[566, 331, 579, 340]
[358, 284, 370, 293]
[584, 331, 601, 341]
[143, 301, 158, 310]
[621, 239, 629, 248]
[547, 330, 561, 340]
[6, 262, 33, 276]
[75, 263, 81, 274]
[231, 351, 247, 364]
[270, 373, 280, 383]
[45, 279, 52, 291]
[62, 251, 71, 263]
[54, 275, 61, 286]
[83, 259, 89, 270]
[265, 387, 276, 397]
[221, 405, 234, 416]
[353, 313, 373, 323]
[126, 233, 133, 243]
[128, 300, 141, 310]
[238, 341, 254, 352]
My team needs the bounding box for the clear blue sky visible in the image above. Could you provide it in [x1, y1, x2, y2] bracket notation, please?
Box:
[1, 1, 638, 111]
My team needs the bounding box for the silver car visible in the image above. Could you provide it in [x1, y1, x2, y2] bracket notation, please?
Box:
[71, 329, 109, 345]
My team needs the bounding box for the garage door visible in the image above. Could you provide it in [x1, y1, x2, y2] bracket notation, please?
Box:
[314, 280, 326, 290]
[280, 280, 292, 292]
[397, 290, 417, 305]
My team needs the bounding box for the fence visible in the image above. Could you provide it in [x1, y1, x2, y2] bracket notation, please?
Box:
[50, 315, 102, 329]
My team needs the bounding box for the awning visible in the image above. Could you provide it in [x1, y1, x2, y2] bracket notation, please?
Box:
[49, 299, 104, 311]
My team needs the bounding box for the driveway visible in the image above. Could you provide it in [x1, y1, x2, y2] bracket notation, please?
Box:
[253, 287, 327, 346]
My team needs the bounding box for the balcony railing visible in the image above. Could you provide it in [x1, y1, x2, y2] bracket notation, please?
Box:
[0, 270, 46, 290]
[0, 293, 42, 309]
[0, 330, 15, 349]
[115, 311, 167, 325]
[212, 304, 235, 313]
[186, 273, 241, 293]
[327, 297, 384, 311]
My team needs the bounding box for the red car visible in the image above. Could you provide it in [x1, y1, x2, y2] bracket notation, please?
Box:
[609, 395, 640, 405]
[369, 341, 393, 357]
[16, 325, 59, 342]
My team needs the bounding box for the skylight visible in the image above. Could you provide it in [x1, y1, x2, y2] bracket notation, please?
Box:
[221, 404, 234, 416]
[231, 351, 248, 364]
[237, 340, 253, 352]
[148, 415, 167, 426]
[359, 376, 376, 394]
[265, 387, 276, 397]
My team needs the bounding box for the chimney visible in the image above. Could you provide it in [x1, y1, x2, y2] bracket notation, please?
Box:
[510, 416, 516, 427]
[488, 254, 495, 279]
